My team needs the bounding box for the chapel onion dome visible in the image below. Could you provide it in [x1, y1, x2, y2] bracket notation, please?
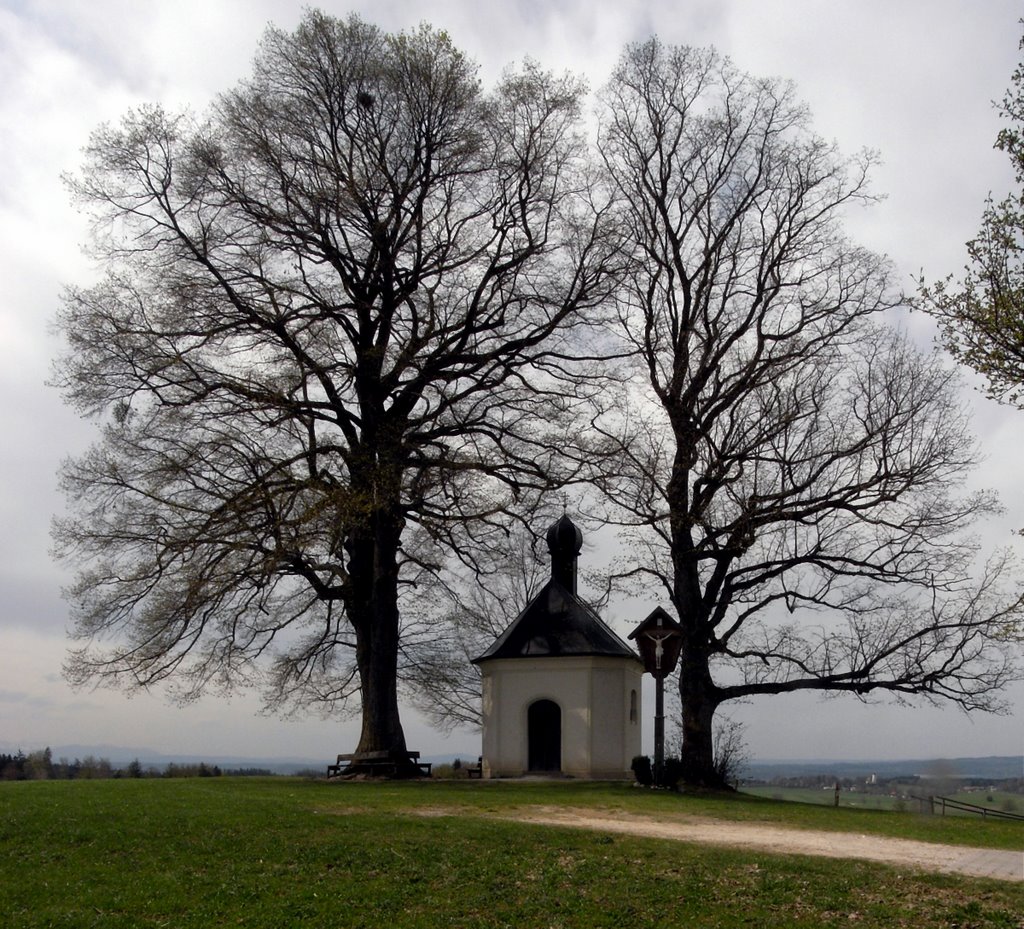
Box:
[546, 513, 583, 559]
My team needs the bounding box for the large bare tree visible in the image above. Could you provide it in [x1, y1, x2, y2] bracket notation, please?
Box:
[597, 40, 1022, 786]
[53, 13, 619, 771]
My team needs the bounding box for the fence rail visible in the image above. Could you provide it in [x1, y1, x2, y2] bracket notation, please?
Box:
[912, 794, 1024, 822]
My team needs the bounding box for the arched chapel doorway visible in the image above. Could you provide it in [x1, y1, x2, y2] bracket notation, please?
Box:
[527, 699, 561, 772]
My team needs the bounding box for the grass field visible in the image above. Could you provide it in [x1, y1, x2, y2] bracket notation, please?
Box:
[1, 777, 1021, 928]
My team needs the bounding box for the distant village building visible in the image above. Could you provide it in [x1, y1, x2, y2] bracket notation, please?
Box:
[473, 514, 643, 778]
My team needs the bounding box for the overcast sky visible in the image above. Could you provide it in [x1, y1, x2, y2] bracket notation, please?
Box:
[1, 0, 1022, 766]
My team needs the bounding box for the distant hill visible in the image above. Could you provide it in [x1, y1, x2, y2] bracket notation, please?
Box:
[3, 742, 1019, 780]
[746, 755, 1023, 781]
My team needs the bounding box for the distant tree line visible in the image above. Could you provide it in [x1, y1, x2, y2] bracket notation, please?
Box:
[742, 771, 1024, 794]
[0, 749, 277, 781]
[1, 749, 115, 780]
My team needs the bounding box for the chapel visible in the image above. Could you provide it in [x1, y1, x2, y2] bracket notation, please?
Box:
[473, 514, 643, 778]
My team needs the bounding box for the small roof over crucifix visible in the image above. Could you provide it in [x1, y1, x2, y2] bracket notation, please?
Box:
[628, 607, 683, 678]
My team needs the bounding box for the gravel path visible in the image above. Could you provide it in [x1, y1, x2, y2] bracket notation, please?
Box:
[505, 807, 1024, 882]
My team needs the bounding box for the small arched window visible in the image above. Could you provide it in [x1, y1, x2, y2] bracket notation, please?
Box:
[629, 689, 638, 723]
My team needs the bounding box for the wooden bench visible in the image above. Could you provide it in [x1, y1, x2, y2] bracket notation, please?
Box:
[327, 750, 432, 778]
[466, 756, 483, 779]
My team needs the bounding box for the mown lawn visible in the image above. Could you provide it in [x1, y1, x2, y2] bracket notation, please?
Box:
[1, 777, 1021, 928]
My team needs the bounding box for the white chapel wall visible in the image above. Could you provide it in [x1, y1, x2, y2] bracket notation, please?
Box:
[480, 656, 642, 779]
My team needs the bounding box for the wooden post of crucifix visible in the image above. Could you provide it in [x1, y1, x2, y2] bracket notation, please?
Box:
[629, 607, 683, 787]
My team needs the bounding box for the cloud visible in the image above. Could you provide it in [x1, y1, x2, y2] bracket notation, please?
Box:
[0, 688, 57, 710]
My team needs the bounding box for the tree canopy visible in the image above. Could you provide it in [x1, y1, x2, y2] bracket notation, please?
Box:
[595, 40, 1022, 785]
[54, 12, 619, 768]
[919, 32, 1024, 406]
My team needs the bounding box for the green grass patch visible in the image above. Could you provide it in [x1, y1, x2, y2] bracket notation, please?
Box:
[310, 777, 1024, 850]
[1, 778, 1021, 928]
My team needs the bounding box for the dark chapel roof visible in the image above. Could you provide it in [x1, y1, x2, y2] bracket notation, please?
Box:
[472, 515, 640, 664]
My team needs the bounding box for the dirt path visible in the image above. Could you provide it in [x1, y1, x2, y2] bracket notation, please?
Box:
[502, 807, 1024, 882]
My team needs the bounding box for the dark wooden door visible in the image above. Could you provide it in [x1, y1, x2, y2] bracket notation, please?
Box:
[528, 699, 561, 772]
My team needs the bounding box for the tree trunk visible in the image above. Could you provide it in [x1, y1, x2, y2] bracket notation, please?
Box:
[667, 447, 728, 789]
[353, 597, 407, 755]
[677, 645, 728, 789]
[345, 498, 417, 777]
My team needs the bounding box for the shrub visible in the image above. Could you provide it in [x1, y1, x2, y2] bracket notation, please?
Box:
[631, 755, 653, 786]
[662, 757, 686, 788]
